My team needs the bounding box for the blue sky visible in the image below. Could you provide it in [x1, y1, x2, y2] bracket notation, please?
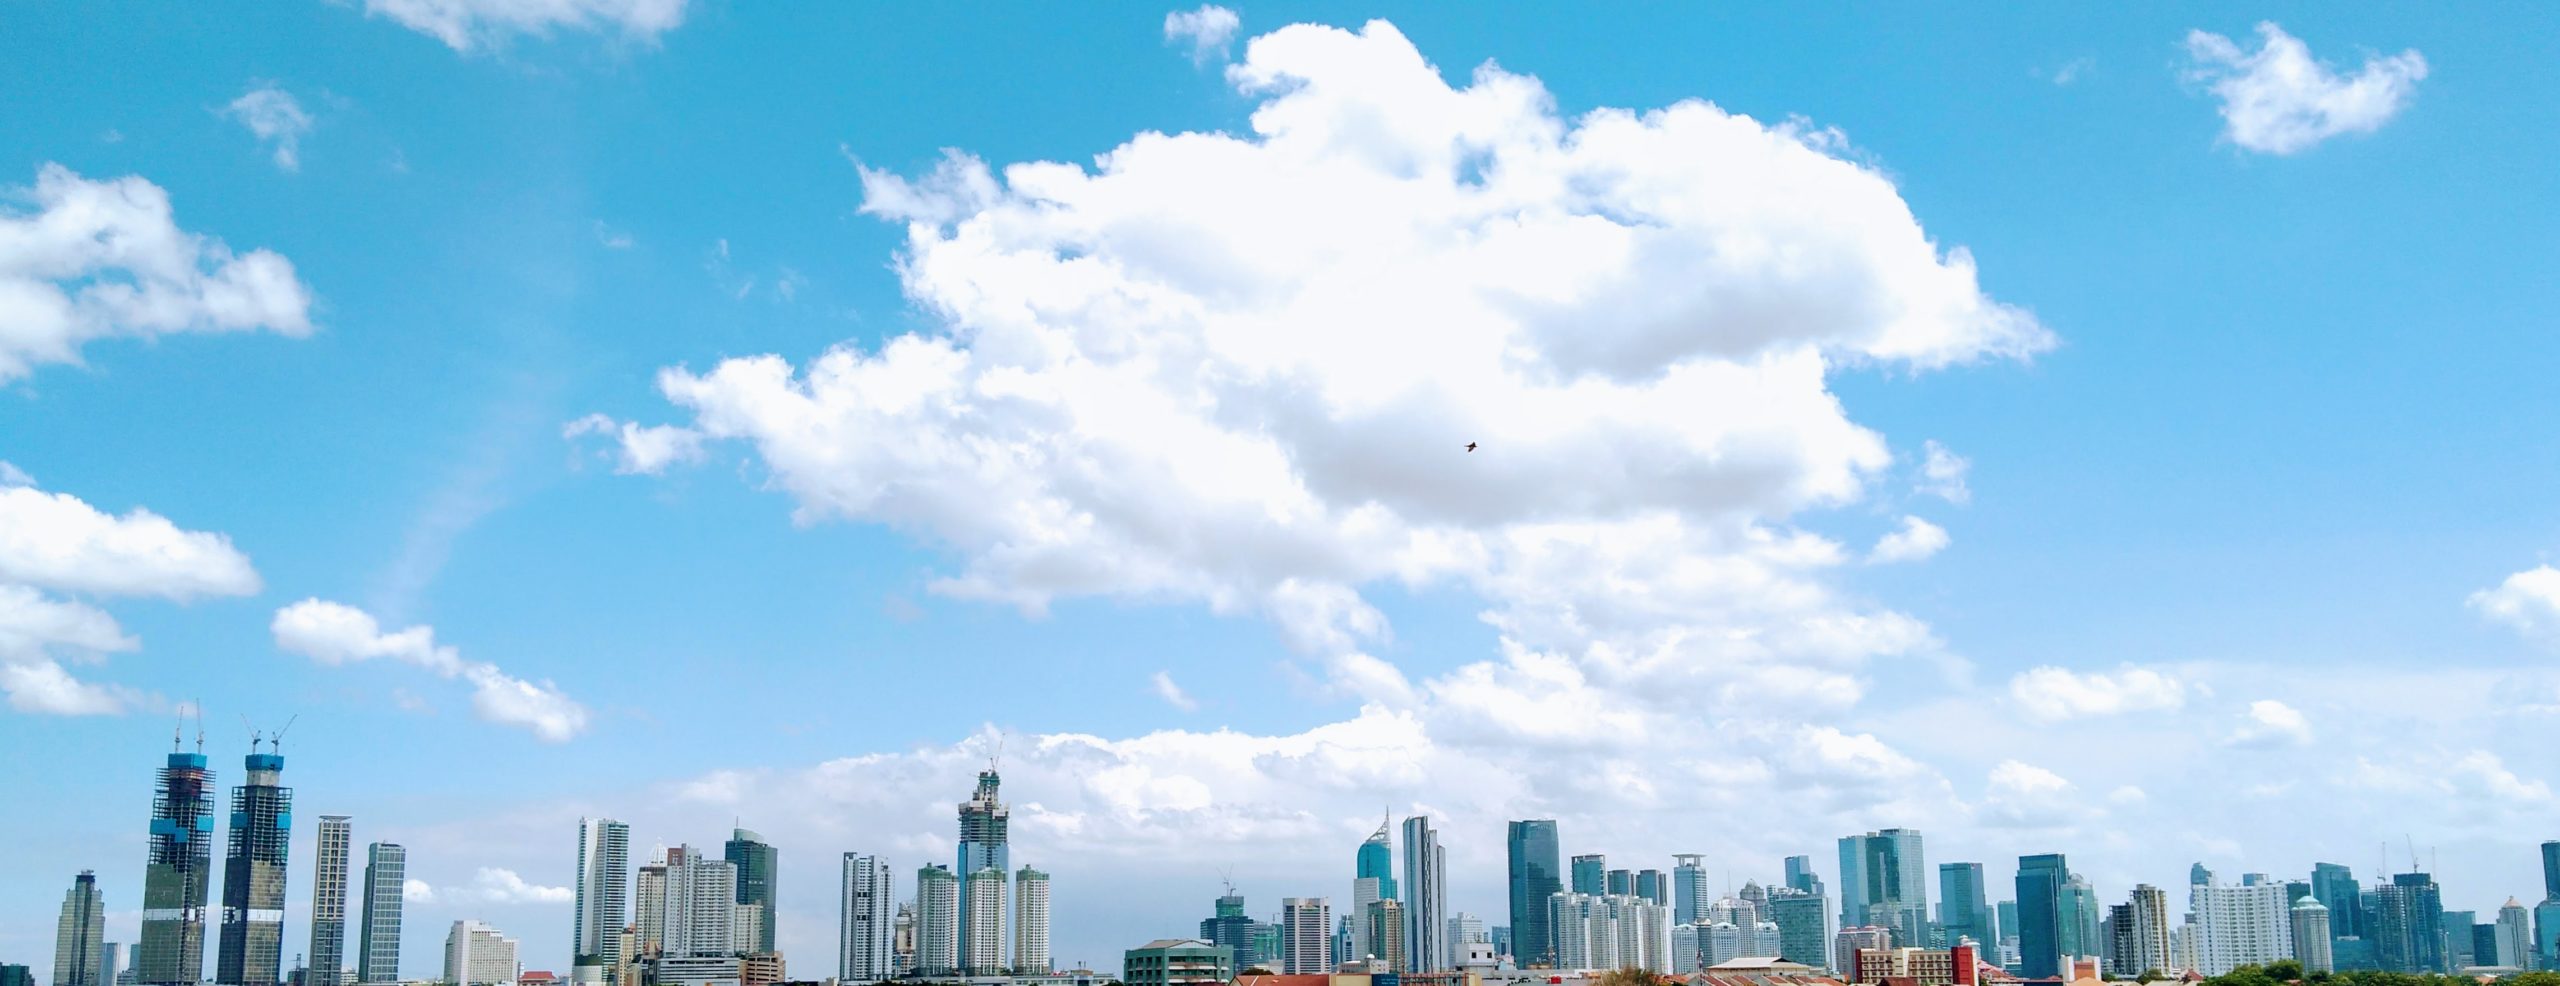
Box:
[6, 0, 2559, 976]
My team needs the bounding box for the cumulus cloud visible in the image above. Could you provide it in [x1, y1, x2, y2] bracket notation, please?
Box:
[223, 85, 315, 171]
[2469, 565, 2560, 643]
[2225, 698, 2312, 748]
[1918, 440, 1970, 504]
[1868, 516, 1949, 564]
[0, 164, 315, 383]
[403, 878, 437, 903]
[1163, 6, 1241, 64]
[2009, 664, 2187, 722]
[272, 599, 591, 742]
[464, 866, 573, 904]
[2184, 22, 2427, 155]
[564, 413, 705, 474]
[1979, 759, 2089, 829]
[1151, 670, 1199, 712]
[359, 0, 689, 52]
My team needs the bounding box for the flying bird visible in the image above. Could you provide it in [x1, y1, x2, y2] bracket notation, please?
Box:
[1465, 442, 1478, 452]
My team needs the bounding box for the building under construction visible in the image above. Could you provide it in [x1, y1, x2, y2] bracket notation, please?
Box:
[138, 747, 215, 986]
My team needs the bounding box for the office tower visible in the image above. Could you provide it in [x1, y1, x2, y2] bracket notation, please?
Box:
[1571, 856, 1606, 897]
[1674, 856, 1708, 925]
[1402, 816, 1447, 972]
[1785, 856, 1825, 898]
[2291, 899, 2333, 974]
[5, 968, 34, 986]
[1938, 863, 1991, 948]
[1200, 893, 1259, 970]
[636, 857, 669, 958]
[2059, 873, 2102, 962]
[2495, 899, 2529, 970]
[1012, 866, 1050, 974]
[96, 944, 116, 986]
[2445, 910, 2478, 970]
[1448, 913, 1488, 948]
[2015, 854, 2067, 979]
[443, 921, 518, 986]
[308, 817, 351, 986]
[956, 770, 1009, 957]
[573, 819, 630, 971]
[2371, 872, 2446, 973]
[1770, 889, 1830, 970]
[2191, 864, 2214, 887]
[56, 871, 107, 986]
[1365, 900, 1407, 971]
[1332, 914, 1354, 967]
[1507, 821, 1562, 967]
[2102, 885, 2171, 976]
[723, 829, 778, 955]
[961, 867, 1007, 975]
[1607, 870, 1634, 897]
[140, 749, 215, 986]
[1840, 830, 1928, 947]
[914, 865, 959, 977]
[1637, 870, 1667, 907]
[217, 748, 293, 986]
[662, 847, 738, 958]
[2309, 864, 2360, 940]
[838, 854, 894, 982]
[1282, 898, 1332, 974]
[354, 844, 405, 984]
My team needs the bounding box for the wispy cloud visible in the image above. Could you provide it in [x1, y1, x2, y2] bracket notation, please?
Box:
[2184, 22, 2426, 155]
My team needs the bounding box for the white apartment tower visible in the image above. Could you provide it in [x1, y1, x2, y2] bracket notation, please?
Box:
[662, 847, 738, 959]
[2191, 878, 2293, 975]
[914, 866, 960, 977]
[1402, 817, 1448, 972]
[1281, 898, 1332, 974]
[961, 867, 1007, 976]
[838, 854, 895, 982]
[1012, 867, 1051, 974]
[573, 820, 630, 972]
[443, 921, 520, 986]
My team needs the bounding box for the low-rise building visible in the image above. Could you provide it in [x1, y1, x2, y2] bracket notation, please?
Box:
[1123, 939, 1231, 986]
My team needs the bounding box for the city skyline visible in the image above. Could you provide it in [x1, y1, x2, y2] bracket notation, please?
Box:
[9, 1, 2560, 982]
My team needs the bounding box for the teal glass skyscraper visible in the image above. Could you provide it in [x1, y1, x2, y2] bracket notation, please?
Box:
[1570, 855, 1606, 897]
[1506, 821, 1560, 968]
[2015, 853, 2068, 979]
[725, 828, 779, 954]
[1939, 863, 1991, 948]
[1357, 824, 1397, 900]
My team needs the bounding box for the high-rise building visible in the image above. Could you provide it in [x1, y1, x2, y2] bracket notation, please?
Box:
[1401, 816, 1447, 972]
[2058, 873, 2102, 964]
[140, 750, 215, 986]
[354, 844, 406, 984]
[635, 857, 668, 959]
[1938, 864, 1991, 949]
[838, 854, 894, 982]
[309, 817, 352, 986]
[218, 749, 293, 986]
[1674, 856, 1709, 926]
[961, 867, 1007, 976]
[2494, 899, 2529, 970]
[913, 865, 959, 977]
[2015, 854, 2067, 979]
[1282, 898, 1332, 974]
[573, 819, 630, 972]
[1013, 866, 1050, 974]
[2537, 841, 2560, 971]
[1636, 870, 1667, 908]
[662, 847, 738, 959]
[2309, 864, 2360, 941]
[1786, 856, 1825, 898]
[1507, 821, 1562, 967]
[956, 770, 1009, 957]
[443, 921, 519, 986]
[1199, 893, 1260, 971]
[55, 871, 107, 986]
[1770, 889, 1830, 970]
[1607, 870, 1634, 898]
[1834, 926, 1891, 978]
[1570, 856, 1607, 897]
[2291, 898, 2333, 974]
[2372, 872, 2446, 973]
[2445, 909, 2479, 970]
[96, 944, 117, 986]
[723, 829, 778, 956]
[1841, 831, 1929, 947]
[1365, 900, 1408, 972]
[2103, 885, 2172, 976]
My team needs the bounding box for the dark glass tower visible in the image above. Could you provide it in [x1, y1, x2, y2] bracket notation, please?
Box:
[140, 750, 216, 986]
[1570, 855, 1605, 896]
[725, 828, 779, 954]
[1504, 820, 1560, 967]
[218, 750, 293, 986]
[2374, 872, 2446, 973]
[954, 771, 1008, 958]
[1939, 862, 1992, 947]
[2311, 863, 2360, 939]
[2014, 853, 2068, 979]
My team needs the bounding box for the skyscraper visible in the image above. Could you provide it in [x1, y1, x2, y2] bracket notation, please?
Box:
[956, 770, 1009, 961]
[839, 854, 895, 982]
[218, 748, 292, 986]
[2494, 899, 2529, 970]
[2309, 863, 2360, 941]
[914, 866, 959, 977]
[355, 844, 406, 984]
[1013, 866, 1051, 974]
[1401, 816, 1447, 972]
[1636, 870, 1667, 908]
[2373, 872, 2445, 973]
[1571, 856, 1607, 897]
[636, 857, 668, 960]
[2539, 842, 2560, 971]
[573, 819, 630, 974]
[1507, 821, 1562, 967]
[310, 817, 352, 986]
[443, 921, 519, 986]
[1365, 900, 1408, 972]
[1784, 856, 1824, 898]
[2292, 898, 2334, 974]
[724, 829, 778, 956]
[55, 871, 106, 986]
[139, 749, 215, 986]
[662, 847, 738, 959]
[962, 867, 1007, 976]
[2015, 853, 2067, 979]
[1282, 899, 1332, 974]
[1351, 819, 1394, 961]
[1200, 893, 1261, 971]
[1769, 890, 1830, 971]
[1939, 863, 1991, 949]
[1674, 856, 1708, 926]
[1841, 831, 1928, 946]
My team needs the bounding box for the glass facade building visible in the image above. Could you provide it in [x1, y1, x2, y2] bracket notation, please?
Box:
[1506, 821, 1561, 968]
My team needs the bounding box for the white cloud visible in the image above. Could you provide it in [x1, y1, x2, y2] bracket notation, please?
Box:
[2469, 564, 2560, 643]
[272, 599, 591, 742]
[564, 413, 705, 475]
[1918, 440, 1970, 504]
[0, 461, 31, 487]
[593, 221, 634, 250]
[2225, 698, 2312, 748]
[360, 0, 689, 52]
[0, 486, 262, 599]
[1979, 759, 2090, 829]
[1150, 670, 1199, 712]
[2184, 22, 2427, 155]
[1868, 515, 1949, 564]
[2045, 57, 2095, 86]
[403, 878, 437, 903]
[2009, 664, 2187, 722]
[1163, 5, 1241, 64]
[0, 585, 135, 663]
[0, 164, 315, 383]
[464, 866, 572, 904]
[0, 658, 136, 715]
[222, 85, 314, 172]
